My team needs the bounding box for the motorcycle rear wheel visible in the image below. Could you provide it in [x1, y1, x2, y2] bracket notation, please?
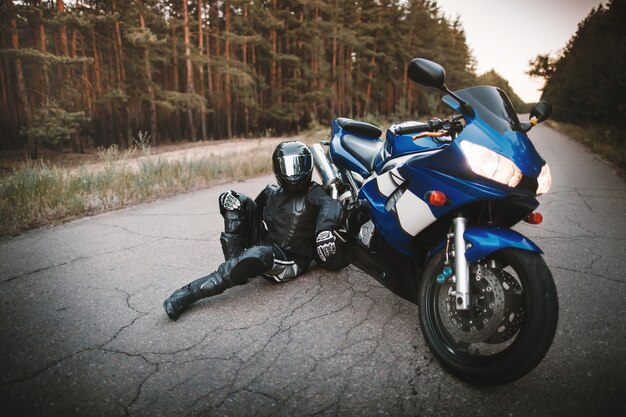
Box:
[418, 248, 558, 385]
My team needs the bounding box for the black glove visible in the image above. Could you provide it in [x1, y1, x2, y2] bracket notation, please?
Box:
[316, 230, 336, 263]
[219, 190, 242, 212]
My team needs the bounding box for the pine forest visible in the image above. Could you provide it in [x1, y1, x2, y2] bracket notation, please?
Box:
[1, 0, 485, 158]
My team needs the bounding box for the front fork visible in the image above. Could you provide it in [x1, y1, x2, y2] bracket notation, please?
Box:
[452, 216, 471, 310]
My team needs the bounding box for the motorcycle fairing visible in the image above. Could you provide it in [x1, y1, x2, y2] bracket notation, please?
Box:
[429, 226, 542, 264]
[332, 86, 546, 259]
[359, 144, 517, 256]
[464, 226, 543, 260]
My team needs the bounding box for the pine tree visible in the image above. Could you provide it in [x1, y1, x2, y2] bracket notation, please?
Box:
[0, 0, 490, 153]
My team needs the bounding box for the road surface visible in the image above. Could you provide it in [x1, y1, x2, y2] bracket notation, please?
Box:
[1, 124, 624, 416]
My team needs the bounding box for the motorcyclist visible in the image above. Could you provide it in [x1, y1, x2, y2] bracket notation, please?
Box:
[163, 141, 347, 320]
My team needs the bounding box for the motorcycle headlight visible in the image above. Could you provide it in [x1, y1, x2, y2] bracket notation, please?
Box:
[460, 141, 522, 187]
[536, 163, 552, 195]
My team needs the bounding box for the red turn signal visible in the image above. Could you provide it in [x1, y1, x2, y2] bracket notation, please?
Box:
[524, 212, 543, 224]
[427, 191, 448, 206]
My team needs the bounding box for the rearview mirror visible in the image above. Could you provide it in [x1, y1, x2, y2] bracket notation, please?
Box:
[530, 101, 553, 124]
[407, 58, 475, 116]
[407, 58, 446, 90]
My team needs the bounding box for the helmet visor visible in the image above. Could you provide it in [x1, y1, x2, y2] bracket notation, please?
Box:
[276, 154, 312, 178]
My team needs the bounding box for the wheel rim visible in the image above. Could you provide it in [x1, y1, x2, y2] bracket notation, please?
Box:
[426, 259, 527, 361]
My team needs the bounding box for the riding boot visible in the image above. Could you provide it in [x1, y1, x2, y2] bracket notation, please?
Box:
[163, 246, 274, 321]
[163, 272, 227, 321]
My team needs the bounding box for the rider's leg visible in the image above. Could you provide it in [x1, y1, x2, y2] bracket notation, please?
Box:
[220, 193, 260, 261]
[163, 245, 274, 320]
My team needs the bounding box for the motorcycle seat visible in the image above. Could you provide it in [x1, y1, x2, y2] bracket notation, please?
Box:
[336, 117, 382, 138]
[342, 133, 383, 172]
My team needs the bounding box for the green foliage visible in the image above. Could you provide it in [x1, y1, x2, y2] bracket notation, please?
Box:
[22, 103, 88, 145]
[527, 54, 555, 80]
[158, 90, 207, 112]
[529, 0, 626, 127]
[2, 0, 529, 152]
[125, 27, 165, 49]
[0, 48, 93, 65]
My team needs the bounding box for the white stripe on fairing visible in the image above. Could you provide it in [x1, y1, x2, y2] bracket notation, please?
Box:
[380, 149, 443, 172]
[360, 149, 443, 190]
[380, 153, 420, 172]
[376, 168, 405, 197]
[394, 190, 437, 236]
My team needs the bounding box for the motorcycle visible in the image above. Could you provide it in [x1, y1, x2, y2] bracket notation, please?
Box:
[310, 58, 558, 385]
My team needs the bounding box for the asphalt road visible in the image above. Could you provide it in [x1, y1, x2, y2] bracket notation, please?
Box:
[1, 124, 625, 417]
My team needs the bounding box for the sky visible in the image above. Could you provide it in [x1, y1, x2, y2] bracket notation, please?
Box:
[434, 0, 607, 102]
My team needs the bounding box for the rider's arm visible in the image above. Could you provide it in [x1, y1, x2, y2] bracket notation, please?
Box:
[307, 183, 342, 234]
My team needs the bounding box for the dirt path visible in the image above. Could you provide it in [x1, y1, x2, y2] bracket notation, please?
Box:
[76, 137, 289, 175]
[0, 135, 314, 176]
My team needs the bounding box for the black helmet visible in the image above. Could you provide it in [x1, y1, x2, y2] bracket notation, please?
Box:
[272, 141, 313, 193]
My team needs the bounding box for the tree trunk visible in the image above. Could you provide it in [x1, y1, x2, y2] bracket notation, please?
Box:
[204, 28, 215, 139]
[78, 35, 92, 152]
[242, 2, 249, 137]
[56, 0, 70, 150]
[224, 0, 232, 138]
[331, 25, 337, 116]
[182, 0, 196, 141]
[271, 0, 277, 96]
[111, 0, 131, 147]
[57, 1, 69, 55]
[214, 3, 222, 137]
[0, 61, 9, 150]
[37, 0, 49, 103]
[171, 25, 180, 141]
[205, 29, 213, 95]
[9, 5, 36, 158]
[364, 9, 383, 115]
[197, 0, 207, 141]
[69, 24, 82, 153]
[137, 0, 159, 145]
[91, 31, 102, 96]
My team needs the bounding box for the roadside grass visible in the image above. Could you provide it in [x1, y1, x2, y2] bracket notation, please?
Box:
[0, 145, 273, 238]
[546, 120, 625, 172]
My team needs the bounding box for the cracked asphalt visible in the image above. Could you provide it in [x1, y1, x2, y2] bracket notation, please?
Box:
[1, 124, 625, 417]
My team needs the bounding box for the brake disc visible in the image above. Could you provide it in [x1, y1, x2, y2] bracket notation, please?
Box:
[438, 265, 506, 343]
[484, 269, 525, 344]
[437, 265, 525, 345]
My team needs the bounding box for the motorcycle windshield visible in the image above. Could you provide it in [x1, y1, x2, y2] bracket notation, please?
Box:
[442, 85, 543, 177]
[443, 86, 523, 134]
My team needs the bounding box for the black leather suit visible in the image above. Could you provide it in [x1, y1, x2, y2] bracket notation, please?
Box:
[163, 181, 345, 320]
[220, 182, 343, 281]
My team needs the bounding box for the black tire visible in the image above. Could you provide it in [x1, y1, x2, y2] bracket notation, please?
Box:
[418, 248, 558, 385]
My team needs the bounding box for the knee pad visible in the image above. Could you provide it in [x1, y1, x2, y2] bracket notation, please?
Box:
[218, 246, 274, 286]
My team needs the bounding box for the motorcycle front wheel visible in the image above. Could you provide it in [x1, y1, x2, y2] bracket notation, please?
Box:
[418, 248, 558, 385]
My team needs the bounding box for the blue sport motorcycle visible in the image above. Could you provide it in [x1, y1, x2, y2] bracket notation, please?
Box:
[311, 58, 558, 384]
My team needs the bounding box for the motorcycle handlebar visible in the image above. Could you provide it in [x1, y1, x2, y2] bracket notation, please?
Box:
[393, 116, 465, 137]
[393, 122, 431, 136]
[429, 116, 464, 134]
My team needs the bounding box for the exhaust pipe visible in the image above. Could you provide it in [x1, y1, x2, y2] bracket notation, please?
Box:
[311, 143, 341, 199]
